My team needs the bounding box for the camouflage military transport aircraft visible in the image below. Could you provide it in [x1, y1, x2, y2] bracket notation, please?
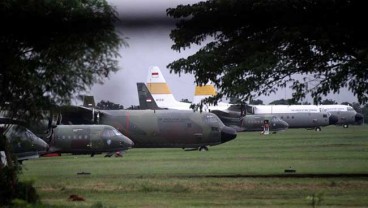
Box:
[2, 125, 49, 162]
[56, 104, 237, 151]
[47, 124, 133, 156]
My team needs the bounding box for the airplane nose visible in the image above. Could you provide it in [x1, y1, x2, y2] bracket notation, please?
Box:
[329, 114, 338, 125]
[122, 137, 134, 149]
[38, 143, 49, 155]
[355, 113, 364, 124]
[280, 120, 289, 129]
[221, 126, 237, 143]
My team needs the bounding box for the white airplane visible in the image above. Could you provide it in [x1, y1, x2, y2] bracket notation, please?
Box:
[249, 104, 363, 128]
[191, 81, 361, 128]
[189, 82, 338, 131]
[318, 105, 363, 127]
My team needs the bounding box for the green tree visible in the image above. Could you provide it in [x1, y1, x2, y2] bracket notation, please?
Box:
[351, 102, 363, 114]
[250, 99, 263, 105]
[0, 0, 123, 205]
[270, 99, 300, 105]
[320, 99, 337, 105]
[341, 102, 352, 106]
[341, 101, 362, 113]
[229, 97, 241, 105]
[167, 0, 368, 104]
[96, 100, 124, 110]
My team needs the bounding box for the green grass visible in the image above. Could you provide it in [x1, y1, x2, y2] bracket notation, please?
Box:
[20, 125, 368, 207]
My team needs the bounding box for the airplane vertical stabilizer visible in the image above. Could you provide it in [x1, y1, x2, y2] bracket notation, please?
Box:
[192, 82, 233, 112]
[137, 82, 163, 110]
[146, 66, 191, 110]
[193, 82, 217, 104]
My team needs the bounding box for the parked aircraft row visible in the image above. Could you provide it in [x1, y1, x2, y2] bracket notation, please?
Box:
[1, 102, 238, 165]
[2, 65, 363, 164]
[144, 66, 363, 131]
[137, 82, 289, 132]
[56, 105, 237, 151]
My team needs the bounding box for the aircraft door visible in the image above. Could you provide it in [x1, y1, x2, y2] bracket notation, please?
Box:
[70, 128, 91, 151]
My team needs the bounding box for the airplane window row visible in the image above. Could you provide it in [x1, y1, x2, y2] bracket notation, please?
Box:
[245, 120, 262, 124]
[280, 116, 294, 119]
[58, 135, 89, 140]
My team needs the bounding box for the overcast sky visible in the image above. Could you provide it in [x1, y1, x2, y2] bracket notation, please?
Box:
[84, 0, 359, 107]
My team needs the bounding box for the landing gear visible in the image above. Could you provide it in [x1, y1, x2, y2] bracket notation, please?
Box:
[105, 151, 124, 157]
[343, 124, 349, 128]
[104, 152, 113, 157]
[315, 127, 322, 131]
[198, 146, 208, 151]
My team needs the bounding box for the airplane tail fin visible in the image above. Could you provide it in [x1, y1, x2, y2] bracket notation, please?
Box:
[83, 95, 95, 108]
[146, 66, 182, 108]
[192, 82, 217, 104]
[137, 83, 164, 110]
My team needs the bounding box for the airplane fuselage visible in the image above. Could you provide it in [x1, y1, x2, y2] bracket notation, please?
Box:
[98, 110, 236, 148]
[250, 104, 362, 127]
[49, 125, 133, 154]
[240, 115, 288, 132]
[210, 111, 288, 132]
[267, 112, 334, 129]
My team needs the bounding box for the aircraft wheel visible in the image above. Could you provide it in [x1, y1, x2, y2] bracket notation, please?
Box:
[315, 127, 321, 132]
[198, 146, 208, 151]
[343, 124, 349, 128]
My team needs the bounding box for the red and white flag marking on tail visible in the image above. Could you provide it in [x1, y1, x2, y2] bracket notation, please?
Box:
[151, 72, 159, 78]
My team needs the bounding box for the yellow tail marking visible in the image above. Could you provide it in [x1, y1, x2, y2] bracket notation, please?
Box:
[147, 83, 171, 94]
[195, 85, 217, 96]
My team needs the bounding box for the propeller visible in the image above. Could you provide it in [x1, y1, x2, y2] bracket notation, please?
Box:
[45, 110, 62, 144]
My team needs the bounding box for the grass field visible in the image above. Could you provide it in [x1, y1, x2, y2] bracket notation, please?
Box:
[20, 125, 368, 208]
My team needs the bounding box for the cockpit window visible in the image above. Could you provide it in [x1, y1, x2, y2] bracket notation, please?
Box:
[113, 129, 122, 136]
[203, 113, 225, 128]
[102, 129, 115, 138]
[25, 129, 37, 141]
[347, 107, 355, 112]
[203, 114, 220, 124]
[102, 128, 122, 137]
